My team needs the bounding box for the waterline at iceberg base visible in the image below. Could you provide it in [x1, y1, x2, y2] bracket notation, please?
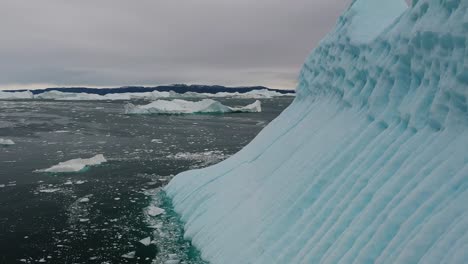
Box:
[165, 0, 468, 263]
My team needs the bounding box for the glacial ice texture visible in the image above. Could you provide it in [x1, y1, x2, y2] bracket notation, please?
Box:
[166, 0, 468, 263]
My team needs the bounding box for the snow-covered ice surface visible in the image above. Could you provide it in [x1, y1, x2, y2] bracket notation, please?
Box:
[37, 154, 107, 173]
[0, 138, 15, 146]
[166, 0, 468, 263]
[125, 99, 261, 115]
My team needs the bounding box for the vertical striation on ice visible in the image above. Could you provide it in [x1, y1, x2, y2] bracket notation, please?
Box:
[165, 0, 468, 263]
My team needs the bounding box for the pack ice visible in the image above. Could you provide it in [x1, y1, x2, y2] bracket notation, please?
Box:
[124, 99, 261, 114]
[166, 0, 468, 263]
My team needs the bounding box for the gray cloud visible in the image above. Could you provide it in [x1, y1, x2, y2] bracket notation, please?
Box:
[0, 0, 350, 90]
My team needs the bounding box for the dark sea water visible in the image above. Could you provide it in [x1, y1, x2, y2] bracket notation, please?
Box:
[0, 98, 293, 264]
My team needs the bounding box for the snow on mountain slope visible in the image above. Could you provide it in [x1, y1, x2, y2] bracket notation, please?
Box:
[165, 0, 468, 263]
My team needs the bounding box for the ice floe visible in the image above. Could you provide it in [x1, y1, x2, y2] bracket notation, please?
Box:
[37, 154, 106, 173]
[0, 138, 15, 145]
[147, 206, 165, 217]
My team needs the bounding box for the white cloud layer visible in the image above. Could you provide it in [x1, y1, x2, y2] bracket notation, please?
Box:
[0, 0, 349, 90]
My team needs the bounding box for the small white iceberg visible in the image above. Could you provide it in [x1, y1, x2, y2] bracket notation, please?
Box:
[37, 154, 106, 173]
[0, 91, 34, 100]
[39, 188, 60, 193]
[0, 138, 15, 146]
[139, 237, 152, 246]
[147, 205, 165, 217]
[124, 99, 261, 115]
[79, 197, 90, 203]
[121, 251, 136, 259]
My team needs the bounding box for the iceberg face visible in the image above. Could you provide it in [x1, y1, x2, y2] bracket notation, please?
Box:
[347, 0, 407, 43]
[37, 154, 107, 173]
[124, 99, 261, 115]
[165, 0, 468, 263]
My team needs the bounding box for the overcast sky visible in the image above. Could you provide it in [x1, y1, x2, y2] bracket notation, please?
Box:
[0, 0, 350, 90]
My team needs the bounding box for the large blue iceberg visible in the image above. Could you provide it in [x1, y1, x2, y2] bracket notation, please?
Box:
[166, 0, 468, 263]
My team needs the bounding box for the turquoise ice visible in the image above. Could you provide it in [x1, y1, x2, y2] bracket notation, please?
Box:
[166, 0, 468, 263]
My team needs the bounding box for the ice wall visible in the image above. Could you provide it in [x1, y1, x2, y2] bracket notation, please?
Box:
[166, 0, 468, 263]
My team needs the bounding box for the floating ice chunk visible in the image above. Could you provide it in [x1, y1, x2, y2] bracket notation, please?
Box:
[79, 218, 89, 222]
[124, 99, 261, 115]
[0, 184, 4, 188]
[168, 254, 179, 259]
[39, 188, 60, 193]
[139, 237, 152, 246]
[79, 197, 90, 203]
[164, 260, 180, 264]
[0, 138, 15, 145]
[37, 154, 106, 173]
[122, 251, 136, 259]
[147, 206, 165, 217]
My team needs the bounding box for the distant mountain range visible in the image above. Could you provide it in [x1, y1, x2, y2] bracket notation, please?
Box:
[7, 84, 294, 95]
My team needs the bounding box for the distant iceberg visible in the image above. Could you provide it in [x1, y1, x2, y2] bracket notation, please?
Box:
[0, 138, 15, 146]
[0, 91, 33, 100]
[165, 0, 468, 263]
[0, 89, 293, 101]
[34, 90, 173, 101]
[124, 99, 261, 115]
[37, 154, 106, 173]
